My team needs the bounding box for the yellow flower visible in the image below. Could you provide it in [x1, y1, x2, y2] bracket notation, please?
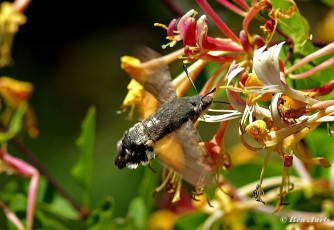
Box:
[0, 2, 26, 33]
[122, 79, 143, 107]
[0, 76, 33, 107]
[245, 120, 269, 139]
[0, 2, 27, 66]
[147, 209, 178, 230]
[120, 55, 160, 120]
[244, 73, 272, 103]
[120, 56, 147, 83]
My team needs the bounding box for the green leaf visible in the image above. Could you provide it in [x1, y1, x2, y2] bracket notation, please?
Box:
[0, 180, 19, 202]
[138, 164, 159, 212]
[271, 0, 313, 55]
[244, 211, 284, 230]
[127, 197, 147, 230]
[71, 106, 96, 206]
[87, 197, 114, 230]
[6, 193, 27, 230]
[8, 193, 27, 213]
[0, 102, 28, 142]
[322, 0, 334, 7]
[38, 193, 80, 221]
[304, 127, 334, 177]
[35, 210, 70, 230]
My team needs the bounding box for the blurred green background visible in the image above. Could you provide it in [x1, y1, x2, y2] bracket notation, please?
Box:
[0, 0, 332, 227]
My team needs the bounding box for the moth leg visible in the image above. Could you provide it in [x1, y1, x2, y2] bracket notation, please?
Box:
[147, 160, 157, 173]
[152, 169, 173, 197]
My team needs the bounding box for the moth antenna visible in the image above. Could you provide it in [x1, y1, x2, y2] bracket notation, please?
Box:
[213, 100, 230, 104]
[201, 88, 216, 105]
[183, 63, 198, 93]
[206, 87, 216, 96]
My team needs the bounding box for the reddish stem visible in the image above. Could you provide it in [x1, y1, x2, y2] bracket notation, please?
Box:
[196, 0, 241, 44]
[216, 0, 245, 16]
[11, 137, 89, 219]
[234, 0, 249, 11]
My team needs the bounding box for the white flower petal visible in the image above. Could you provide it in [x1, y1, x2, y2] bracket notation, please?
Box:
[270, 93, 289, 128]
[253, 42, 285, 86]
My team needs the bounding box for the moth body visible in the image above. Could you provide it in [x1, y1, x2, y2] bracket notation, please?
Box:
[115, 94, 213, 169]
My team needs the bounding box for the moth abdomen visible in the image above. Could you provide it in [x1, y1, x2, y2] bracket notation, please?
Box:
[115, 120, 158, 169]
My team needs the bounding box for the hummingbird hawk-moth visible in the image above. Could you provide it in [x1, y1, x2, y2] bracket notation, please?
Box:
[115, 47, 214, 188]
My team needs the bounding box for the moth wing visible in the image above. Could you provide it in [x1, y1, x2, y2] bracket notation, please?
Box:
[154, 120, 214, 188]
[135, 47, 176, 105]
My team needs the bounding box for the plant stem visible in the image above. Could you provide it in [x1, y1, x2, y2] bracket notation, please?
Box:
[11, 137, 89, 219]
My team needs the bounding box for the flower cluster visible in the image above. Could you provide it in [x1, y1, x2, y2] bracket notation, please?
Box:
[120, 0, 334, 229]
[0, 1, 27, 67]
[0, 1, 40, 230]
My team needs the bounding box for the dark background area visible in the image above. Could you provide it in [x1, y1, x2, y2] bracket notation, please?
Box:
[0, 0, 331, 225]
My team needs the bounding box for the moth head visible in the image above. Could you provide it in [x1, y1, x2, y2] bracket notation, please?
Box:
[197, 88, 215, 113]
[201, 94, 213, 110]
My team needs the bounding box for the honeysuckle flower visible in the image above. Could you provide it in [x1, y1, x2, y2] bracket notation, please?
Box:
[0, 76, 33, 107]
[242, 0, 308, 45]
[213, 41, 334, 210]
[216, 0, 247, 17]
[0, 149, 39, 230]
[156, 9, 244, 62]
[120, 48, 208, 120]
[242, 0, 273, 41]
[0, 1, 27, 67]
[148, 187, 196, 229]
[0, 201, 25, 230]
[0, 77, 38, 138]
[153, 168, 184, 203]
[155, 9, 198, 48]
[283, 41, 334, 88]
[203, 119, 233, 171]
[249, 103, 334, 208]
[195, 0, 240, 44]
[222, 63, 272, 149]
[118, 0, 334, 227]
[253, 42, 320, 106]
[282, 123, 331, 168]
[303, 80, 334, 96]
[285, 42, 334, 76]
